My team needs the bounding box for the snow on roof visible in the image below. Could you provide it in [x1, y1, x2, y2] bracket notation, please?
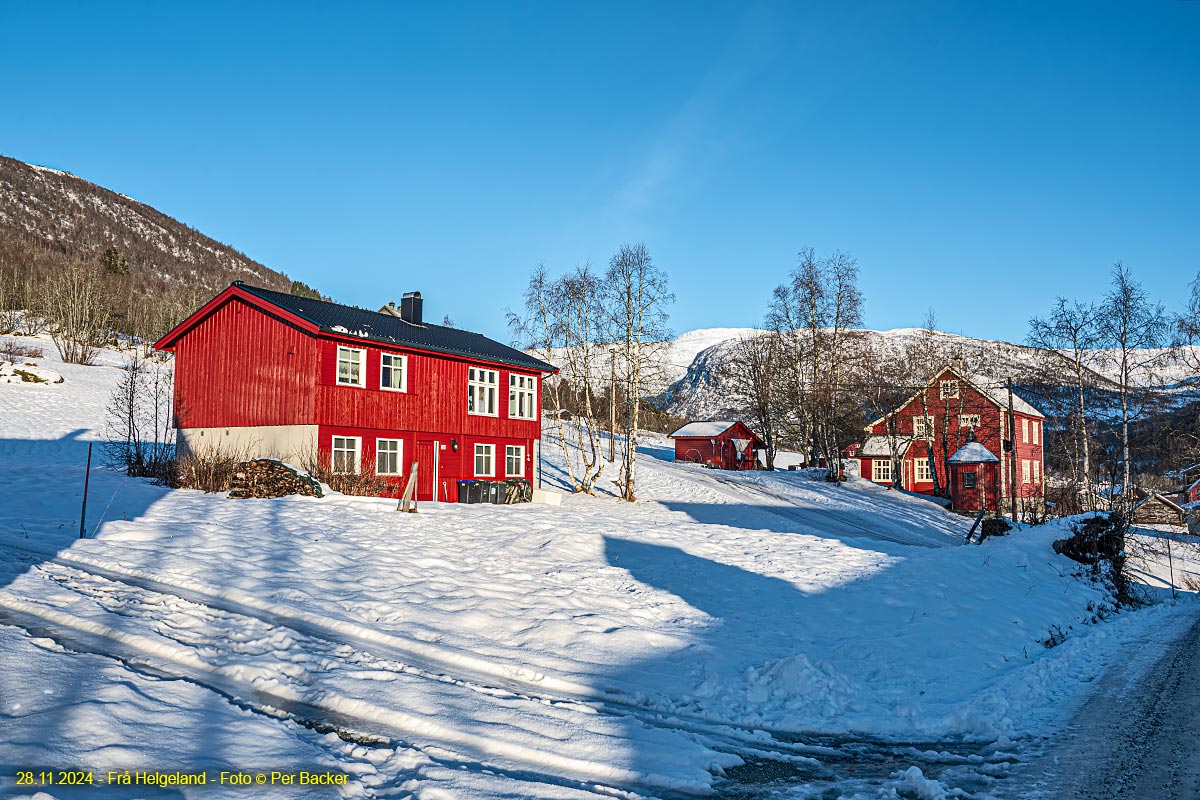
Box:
[669, 421, 739, 438]
[948, 441, 1000, 464]
[969, 375, 1044, 419]
[859, 435, 913, 457]
[1132, 493, 1185, 514]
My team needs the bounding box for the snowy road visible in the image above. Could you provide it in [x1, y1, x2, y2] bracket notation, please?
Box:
[1008, 604, 1200, 799]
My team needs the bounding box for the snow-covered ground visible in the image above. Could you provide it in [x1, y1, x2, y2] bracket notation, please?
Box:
[1, 338, 1196, 799]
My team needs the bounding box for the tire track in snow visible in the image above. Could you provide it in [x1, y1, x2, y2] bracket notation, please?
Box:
[0, 538, 992, 790]
[0, 539, 865, 753]
[0, 570, 727, 798]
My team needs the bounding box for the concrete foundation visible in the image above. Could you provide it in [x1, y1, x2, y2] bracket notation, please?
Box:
[177, 425, 319, 465]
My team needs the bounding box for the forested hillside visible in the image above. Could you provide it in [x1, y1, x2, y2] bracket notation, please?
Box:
[0, 155, 319, 348]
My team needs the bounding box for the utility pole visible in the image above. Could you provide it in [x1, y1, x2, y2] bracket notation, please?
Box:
[608, 347, 617, 462]
[1007, 378, 1019, 522]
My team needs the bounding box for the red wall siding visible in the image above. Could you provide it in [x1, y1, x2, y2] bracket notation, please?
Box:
[318, 425, 536, 501]
[173, 298, 318, 428]
[314, 339, 541, 441]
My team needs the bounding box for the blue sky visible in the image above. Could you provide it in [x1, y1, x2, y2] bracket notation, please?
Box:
[2, 2, 1197, 343]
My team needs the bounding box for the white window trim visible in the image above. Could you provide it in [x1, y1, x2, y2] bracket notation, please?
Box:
[474, 443, 495, 477]
[505, 445, 526, 477]
[380, 353, 409, 393]
[508, 374, 538, 421]
[913, 415, 935, 439]
[336, 346, 367, 388]
[376, 438, 403, 476]
[468, 368, 499, 417]
[959, 414, 981, 430]
[940, 380, 959, 399]
[914, 457, 931, 482]
[331, 435, 362, 474]
[1022, 459, 1031, 484]
[1022, 418, 1029, 444]
[1033, 421, 1040, 445]
[872, 458, 892, 483]
[1033, 459, 1040, 484]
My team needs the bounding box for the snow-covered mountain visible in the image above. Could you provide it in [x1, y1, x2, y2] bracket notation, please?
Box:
[660, 327, 1198, 420]
[0, 154, 294, 295]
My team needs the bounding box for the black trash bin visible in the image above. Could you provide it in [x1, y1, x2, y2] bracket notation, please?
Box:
[457, 480, 474, 504]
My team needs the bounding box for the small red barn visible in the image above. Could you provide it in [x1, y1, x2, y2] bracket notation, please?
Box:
[858, 366, 1045, 514]
[669, 421, 764, 471]
[155, 282, 557, 501]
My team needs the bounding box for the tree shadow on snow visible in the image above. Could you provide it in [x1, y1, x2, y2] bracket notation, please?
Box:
[660, 500, 959, 550]
[0, 430, 168, 593]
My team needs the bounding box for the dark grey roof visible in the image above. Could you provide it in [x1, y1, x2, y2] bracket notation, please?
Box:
[236, 283, 555, 373]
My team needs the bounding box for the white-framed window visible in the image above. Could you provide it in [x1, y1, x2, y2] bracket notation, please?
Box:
[336, 346, 366, 387]
[1022, 418, 1029, 443]
[1022, 459, 1031, 484]
[915, 457, 932, 482]
[468, 367, 498, 416]
[940, 380, 959, 399]
[474, 443, 495, 477]
[959, 414, 981, 430]
[332, 436, 361, 474]
[1033, 421, 1040, 445]
[872, 459, 892, 483]
[509, 374, 538, 420]
[913, 416, 936, 439]
[376, 438, 402, 475]
[381, 353, 408, 392]
[505, 445, 525, 477]
[1033, 459, 1040, 484]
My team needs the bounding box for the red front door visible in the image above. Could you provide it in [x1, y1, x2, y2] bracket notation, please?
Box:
[416, 440, 436, 501]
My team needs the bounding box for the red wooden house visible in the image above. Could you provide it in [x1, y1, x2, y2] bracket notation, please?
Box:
[155, 282, 556, 501]
[669, 421, 764, 471]
[856, 366, 1045, 513]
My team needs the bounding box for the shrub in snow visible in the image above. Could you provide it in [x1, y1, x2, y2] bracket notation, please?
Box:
[0, 338, 44, 361]
[174, 445, 251, 493]
[980, 517, 1012, 541]
[102, 352, 174, 481]
[1053, 513, 1134, 604]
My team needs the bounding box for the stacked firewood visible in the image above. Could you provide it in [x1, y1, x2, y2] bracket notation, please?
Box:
[229, 459, 323, 499]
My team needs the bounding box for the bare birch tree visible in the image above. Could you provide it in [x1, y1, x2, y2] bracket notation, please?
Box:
[1028, 298, 1101, 505]
[602, 243, 673, 502]
[769, 248, 865, 479]
[725, 332, 786, 469]
[1097, 263, 1169, 503]
[510, 265, 579, 489]
[552, 264, 607, 493]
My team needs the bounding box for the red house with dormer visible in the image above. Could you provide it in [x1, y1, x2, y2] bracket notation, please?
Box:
[856, 366, 1045, 513]
[155, 282, 556, 501]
